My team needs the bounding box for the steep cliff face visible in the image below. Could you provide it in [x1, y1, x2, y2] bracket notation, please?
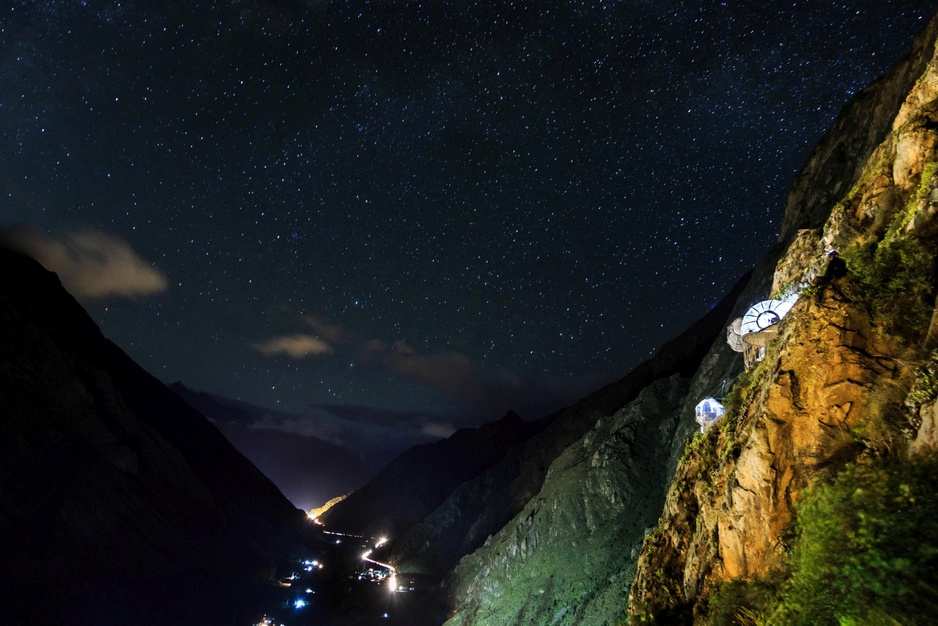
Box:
[444, 375, 689, 626]
[0, 248, 311, 625]
[321, 271, 747, 598]
[629, 288, 902, 622]
[432, 275, 749, 625]
[630, 12, 938, 624]
[777, 11, 938, 242]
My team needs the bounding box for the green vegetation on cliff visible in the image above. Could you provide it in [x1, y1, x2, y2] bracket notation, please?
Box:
[841, 232, 936, 341]
[704, 454, 938, 626]
[772, 455, 938, 625]
[699, 219, 938, 625]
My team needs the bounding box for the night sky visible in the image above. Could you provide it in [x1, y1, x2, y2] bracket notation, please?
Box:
[3, 1, 937, 436]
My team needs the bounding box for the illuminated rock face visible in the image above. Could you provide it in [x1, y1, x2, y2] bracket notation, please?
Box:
[630, 11, 938, 622]
[444, 376, 690, 626]
[439, 12, 938, 626]
[777, 14, 938, 244]
[630, 290, 902, 620]
[0, 248, 309, 624]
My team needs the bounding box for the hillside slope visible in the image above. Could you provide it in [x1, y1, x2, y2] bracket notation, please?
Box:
[321, 263, 746, 624]
[0, 247, 312, 625]
[320, 410, 547, 538]
[439, 273, 748, 626]
[387, 269, 745, 585]
[170, 382, 375, 510]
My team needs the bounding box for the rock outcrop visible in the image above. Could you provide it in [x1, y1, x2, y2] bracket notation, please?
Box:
[630, 10, 938, 623]
[778, 11, 938, 242]
[0, 247, 312, 625]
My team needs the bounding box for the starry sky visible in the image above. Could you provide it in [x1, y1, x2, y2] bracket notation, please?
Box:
[3, 1, 937, 434]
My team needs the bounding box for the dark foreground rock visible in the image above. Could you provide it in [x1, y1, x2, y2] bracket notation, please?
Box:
[0, 247, 314, 625]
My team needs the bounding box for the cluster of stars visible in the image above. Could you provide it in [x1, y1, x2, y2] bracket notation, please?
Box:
[1, 1, 936, 419]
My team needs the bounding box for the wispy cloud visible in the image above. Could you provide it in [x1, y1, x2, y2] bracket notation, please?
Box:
[384, 341, 487, 402]
[303, 315, 345, 342]
[358, 338, 386, 361]
[422, 422, 457, 438]
[0, 225, 168, 299]
[252, 333, 334, 358]
[252, 311, 594, 419]
[248, 411, 346, 446]
[252, 313, 345, 359]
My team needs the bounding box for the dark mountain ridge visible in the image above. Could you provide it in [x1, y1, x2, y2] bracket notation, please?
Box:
[0, 247, 313, 625]
[322, 269, 750, 589]
[170, 381, 375, 511]
[320, 409, 545, 536]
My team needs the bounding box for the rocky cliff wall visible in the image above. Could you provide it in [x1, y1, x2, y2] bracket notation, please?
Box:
[777, 11, 938, 242]
[630, 11, 938, 623]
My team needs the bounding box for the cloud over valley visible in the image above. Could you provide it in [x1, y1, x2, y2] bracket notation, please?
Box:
[0, 226, 168, 299]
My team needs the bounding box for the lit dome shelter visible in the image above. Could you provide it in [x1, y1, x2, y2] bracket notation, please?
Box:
[695, 397, 725, 433]
[726, 317, 744, 352]
[738, 298, 797, 370]
[739, 298, 793, 335]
